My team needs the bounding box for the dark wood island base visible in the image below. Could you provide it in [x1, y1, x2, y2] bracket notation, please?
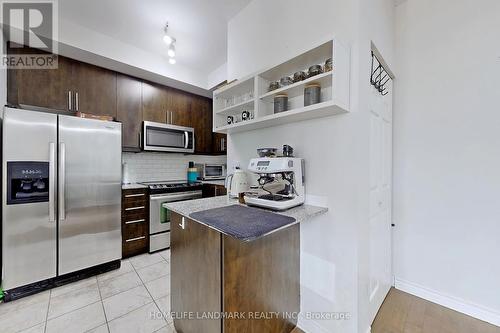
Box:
[171, 212, 300, 333]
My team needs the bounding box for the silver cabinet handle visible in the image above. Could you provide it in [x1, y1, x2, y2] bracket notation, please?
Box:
[68, 91, 72, 110]
[59, 143, 66, 221]
[170, 111, 174, 124]
[75, 92, 79, 111]
[126, 236, 146, 242]
[125, 219, 145, 225]
[179, 216, 185, 230]
[138, 132, 142, 148]
[125, 206, 145, 211]
[214, 186, 218, 197]
[49, 142, 56, 222]
[125, 193, 145, 198]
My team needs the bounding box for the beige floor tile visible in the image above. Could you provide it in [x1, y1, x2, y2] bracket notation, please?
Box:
[155, 295, 172, 323]
[154, 323, 176, 333]
[51, 276, 97, 298]
[108, 303, 166, 333]
[98, 271, 142, 299]
[97, 260, 134, 283]
[129, 253, 164, 270]
[48, 283, 101, 319]
[157, 250, 170, 262]
[144, 275, 171, 300]
[103, 285, 153, 321]
[87, 324, 109, 333]
[0, 291, 50, 332]
[18, 323, 46, 333]
[46, 302, 106, 333]
[136, 261, 170, 283]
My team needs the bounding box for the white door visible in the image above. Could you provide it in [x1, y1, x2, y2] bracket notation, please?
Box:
[368, 78, 393, 324]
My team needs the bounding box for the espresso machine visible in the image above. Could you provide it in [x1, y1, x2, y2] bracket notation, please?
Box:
[244, 157, 305, 211]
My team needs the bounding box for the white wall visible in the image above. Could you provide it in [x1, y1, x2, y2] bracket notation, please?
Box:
[393, 0, 500, 325]
[226, 0, 394, 332]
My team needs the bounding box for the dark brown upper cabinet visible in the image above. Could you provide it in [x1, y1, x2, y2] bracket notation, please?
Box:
[7, 49, 73, 111]
[117, 74, 143, 151]
[191, 96, 214, 154]
[167, 88, 191, 127]
[7, 46, 116, 118]
[213, 133, 227, 155]
[71, 61, 117, 118]
[142, 81, 169, 123]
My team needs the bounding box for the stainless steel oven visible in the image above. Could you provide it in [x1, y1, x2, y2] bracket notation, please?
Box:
[149, 190, 202, 252]
[143, 121, 195, 153]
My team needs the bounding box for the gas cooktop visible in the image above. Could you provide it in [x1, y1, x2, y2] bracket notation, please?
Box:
[139, 180, 203, 193]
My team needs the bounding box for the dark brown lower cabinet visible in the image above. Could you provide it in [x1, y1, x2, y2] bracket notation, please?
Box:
[171, 212, 300, 333]
[202, 184, 227, 198]
[170, 213, 221, 333]
[122, 188, 149, 257]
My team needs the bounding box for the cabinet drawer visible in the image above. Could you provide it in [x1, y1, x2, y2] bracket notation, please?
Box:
[122, 189, 148, 204]
[122, 201, 147, 217]
[123, 218, 148, 239]
[122, 236, 148, 258]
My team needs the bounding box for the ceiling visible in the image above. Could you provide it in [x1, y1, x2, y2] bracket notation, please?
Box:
[59, 0, 251, 76]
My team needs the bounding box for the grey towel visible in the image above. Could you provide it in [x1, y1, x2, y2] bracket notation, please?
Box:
[189, 205, 296, 241]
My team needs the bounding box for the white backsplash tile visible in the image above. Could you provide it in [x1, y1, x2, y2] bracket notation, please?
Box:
[122, 152, 226, 183]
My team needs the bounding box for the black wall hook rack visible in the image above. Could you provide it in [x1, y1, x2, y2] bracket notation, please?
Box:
[370, 51, 391, 96]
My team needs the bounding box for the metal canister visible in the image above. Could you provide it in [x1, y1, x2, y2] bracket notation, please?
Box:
[304, 83, 321, 106]
[274, 94, 288, 113]
[280, 76, 293, 87]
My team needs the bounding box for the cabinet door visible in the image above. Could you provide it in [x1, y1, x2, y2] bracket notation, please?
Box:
[191, 96, 213, 154]
[7, 48, 73, 111]
[167, 88, 191, 127]
[117, 74, 142, 151]
[171, 213, 221, 333]
[213, 133, 227, 154]
[142, 82, 168, 123]
[71, 61, 117, 118]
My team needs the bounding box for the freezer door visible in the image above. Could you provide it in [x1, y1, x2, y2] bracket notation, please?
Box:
[58, 115, 122, 275]
[2, 108, 58, 290]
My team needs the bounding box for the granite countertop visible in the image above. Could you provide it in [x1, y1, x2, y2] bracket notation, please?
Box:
[164, 196, 328, 241]
[122, 183, 148, 190]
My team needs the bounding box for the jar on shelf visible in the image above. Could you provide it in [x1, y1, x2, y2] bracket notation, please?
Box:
[324, 57, 333, 72]
[293, 71, 307, 83]
[304, 83, 321, 106]
[269, 81, 280, 92]
[280, 76, 293, 87]
[308, 64, 323, 78]
[274, 94, 288, 113]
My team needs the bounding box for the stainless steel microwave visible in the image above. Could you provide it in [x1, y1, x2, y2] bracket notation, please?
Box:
[143, 121, 195, 153]
[195, 163, 227, 180]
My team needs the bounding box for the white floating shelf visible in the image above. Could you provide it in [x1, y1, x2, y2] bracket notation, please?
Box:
[215, 99, 254, 115]
[213, 37, 350, 134]
[259, 71, 332, 102]
[214, 101, 347, 134]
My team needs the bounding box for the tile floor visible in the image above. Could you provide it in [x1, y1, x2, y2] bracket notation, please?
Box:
[0, 250, 175, 333]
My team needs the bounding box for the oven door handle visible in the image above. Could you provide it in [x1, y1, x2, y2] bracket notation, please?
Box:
[150, 191, 202, 203]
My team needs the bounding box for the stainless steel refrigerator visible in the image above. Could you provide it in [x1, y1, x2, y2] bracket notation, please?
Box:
[2, 107, 122, 292]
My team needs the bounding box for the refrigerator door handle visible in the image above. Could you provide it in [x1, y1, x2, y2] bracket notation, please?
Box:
[59, 142, 66, 221]
[49, 142, 56, 222]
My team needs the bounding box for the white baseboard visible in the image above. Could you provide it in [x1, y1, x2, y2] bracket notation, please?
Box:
[394, 277, 500, 327]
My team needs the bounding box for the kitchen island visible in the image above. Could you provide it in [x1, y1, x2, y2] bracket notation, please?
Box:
[165, 196, 327, 333]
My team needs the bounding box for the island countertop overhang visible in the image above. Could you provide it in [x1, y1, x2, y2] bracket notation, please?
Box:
[164, 196, 328, 242]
